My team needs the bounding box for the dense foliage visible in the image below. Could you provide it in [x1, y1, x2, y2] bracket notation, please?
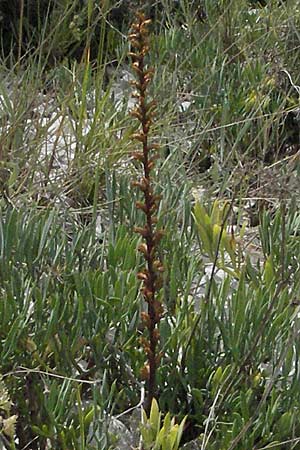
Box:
[1, 1, 300, 449]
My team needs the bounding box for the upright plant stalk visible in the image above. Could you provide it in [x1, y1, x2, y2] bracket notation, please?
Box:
[17, 0, 24, 70]
[128, 13, 164, 414]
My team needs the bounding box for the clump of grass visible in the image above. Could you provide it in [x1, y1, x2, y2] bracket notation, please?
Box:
[128, 12, 164, 414]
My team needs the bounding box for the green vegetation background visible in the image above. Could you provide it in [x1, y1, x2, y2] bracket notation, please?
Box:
[1, 1, 300, 449]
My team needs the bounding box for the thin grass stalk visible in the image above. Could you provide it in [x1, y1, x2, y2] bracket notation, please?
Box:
[17, 0, 24, 70]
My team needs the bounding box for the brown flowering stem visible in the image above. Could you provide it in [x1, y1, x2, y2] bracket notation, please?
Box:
[128, 12, 164, 414]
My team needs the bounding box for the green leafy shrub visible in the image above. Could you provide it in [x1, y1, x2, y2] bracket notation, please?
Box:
[140, 398, 186, 450]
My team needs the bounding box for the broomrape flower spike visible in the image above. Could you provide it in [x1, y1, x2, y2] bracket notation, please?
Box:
[128, 12, 164, 415]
